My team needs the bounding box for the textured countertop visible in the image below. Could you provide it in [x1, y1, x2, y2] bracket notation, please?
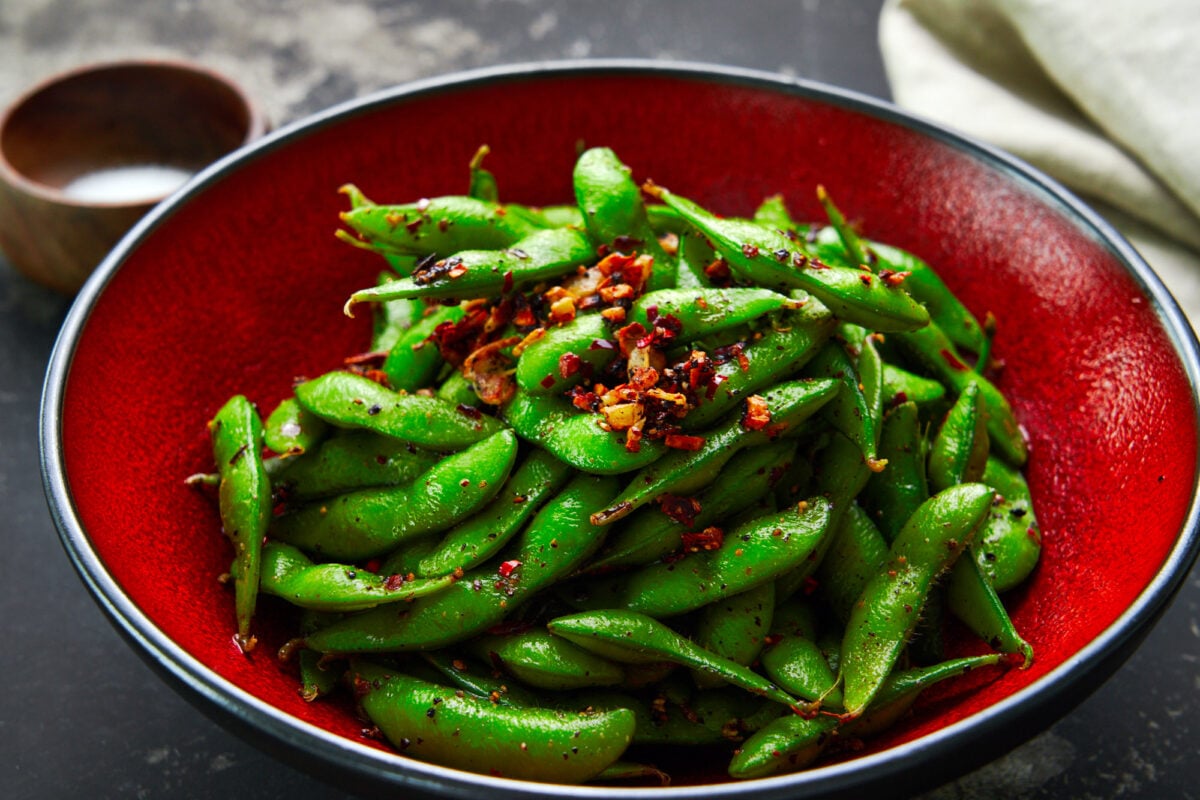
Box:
[3, 2, 1198, 798]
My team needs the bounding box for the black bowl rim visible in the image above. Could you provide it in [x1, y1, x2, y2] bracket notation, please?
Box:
[40, 59, 1200, 798]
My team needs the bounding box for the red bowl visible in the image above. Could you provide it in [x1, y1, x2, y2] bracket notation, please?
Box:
[41, 62, 1200, 798]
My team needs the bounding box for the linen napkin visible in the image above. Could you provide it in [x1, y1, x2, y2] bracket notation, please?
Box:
[878, 0, 1200, 321]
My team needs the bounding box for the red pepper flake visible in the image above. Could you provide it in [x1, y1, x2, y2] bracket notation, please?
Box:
[681, 526, 724, 552]
[741, 243, 760, 259]
[625, 421, 644, 453]
[660, 493, 702, 527]
[742, 395, 771, 430]
[736, 348, 751, 373]
[501, 270, 514, 294]
[704, 259, 731, 280]
[448, 263, 469, 279]
[363, 559, 382, 573]
[456, 403, 482, 420]
[664, 433, 706, 451]
[498, 559, 522, 578]
[939, 348, 969, 371]
[706, 373, 727, 401]
[540, 374, 557, 389]
[589, 338, 616, 351]
[596, 251, 636, 277]
[879, 269, 910, 287]
[558, 351, 583, 378]
[859, 273, 873, 286]
[383, 573, 411, 591]
[344, 350, 388, 367]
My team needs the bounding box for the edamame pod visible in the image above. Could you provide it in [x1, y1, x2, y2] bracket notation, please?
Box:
[574, 146, 674, 291]
[415, 447, 574, 577]
[566, 498, 833, 618]
[270, 429, 517, 561]
[303, 473, 619, 653]
[344, 227, 596, 309]
[339, 195, 542, 255]
[840, 483, 993, 718]
[352, 661, 636, 783]
[652, 186, 931, 332]
[502, 389, 666, 475]
[295, 371, 503, 451]
[209, 395, 271, 651]
[548, 610, 810, 712]
[591, 378, 839, 525]
[270, 430, 442, 501]
[259, 542, 455, 612]
[264, 397, 328, 456]
[469, 628, 626, 690]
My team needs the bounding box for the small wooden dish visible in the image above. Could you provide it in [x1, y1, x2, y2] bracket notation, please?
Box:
[0, 59, 267, 293]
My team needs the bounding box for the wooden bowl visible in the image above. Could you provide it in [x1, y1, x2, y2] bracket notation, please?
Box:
[40, 62, 1200, 798]
[0, 59, 267, 292]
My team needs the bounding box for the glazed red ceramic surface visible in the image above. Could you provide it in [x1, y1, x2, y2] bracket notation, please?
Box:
[48, 65, 1199, 793]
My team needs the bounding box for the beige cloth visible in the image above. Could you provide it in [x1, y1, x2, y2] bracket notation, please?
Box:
[879, 0, 1200, 320]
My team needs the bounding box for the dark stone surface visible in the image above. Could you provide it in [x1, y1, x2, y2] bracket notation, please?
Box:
[2, 2, 1197, 798]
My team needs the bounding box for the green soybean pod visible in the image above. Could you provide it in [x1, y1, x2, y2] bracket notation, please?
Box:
[840, 483, 993, 718]
[295, 371, 503, 451]
[415, 447, 574, 578]
[653, 186, 930, 332]
[419, 651, 542, 707]
[264, 397, 329, 456]
[566, 498, 833, 618]
[859, 401, 929, 544]
[352, 661, 636, 783]
[344, 227, 596, 308]
[209, 394, 271, 652]
[547, 610, 808, 712]
[502, 389, 667, 475]
[891, 320, 1027, 466]
[974, 455, 1042, 591]
[297, 649, 340, 702]
[757, 598, 840, 707]
[515, 312, 615, 395]
[928, 382, 989, 491]
[881, 362, 946, 407]
[590, 378, 839, 525]
[727, 714, 839, 779]
[339, 195, 542, 256]
[682, 302, 836, 431]
[690, 581, 776, 690]
[435, 369, 479, 407]
[269, 429, 517, 561]
[625, 287, 797, 337]
[469, 628, 626, 690]
[850, 653, 1003, 737]
[370, 275, 423, 350]
[574, 146, 675, 291]
[584, 438, 799, 573]
[382, 303, 464, 392]
[302, 473, 620, 653]
[814, 501, 890, 626]
[946, 554, 1034, 666]
[259, 541, 455, 612]
[270, 430, 442, 501]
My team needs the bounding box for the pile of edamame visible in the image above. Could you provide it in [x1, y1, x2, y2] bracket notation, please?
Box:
[195, 146, 1040, 783]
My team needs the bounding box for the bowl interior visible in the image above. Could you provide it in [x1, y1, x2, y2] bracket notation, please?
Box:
[52, 67, 1199, 788]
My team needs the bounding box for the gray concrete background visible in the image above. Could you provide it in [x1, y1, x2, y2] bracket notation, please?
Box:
[2, 2, 1197, 799]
